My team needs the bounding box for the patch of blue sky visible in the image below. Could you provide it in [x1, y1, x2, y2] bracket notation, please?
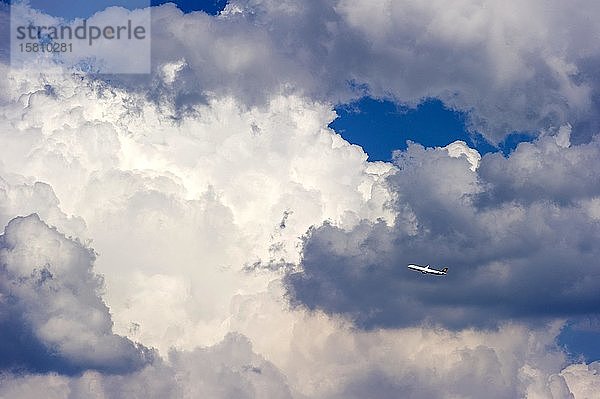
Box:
[151, 0, 228, 15]
[14, 0, 150, 20]
[559, 321, 600, 362]
[329, 97, 535, 161]
[7, 1, 227, 20]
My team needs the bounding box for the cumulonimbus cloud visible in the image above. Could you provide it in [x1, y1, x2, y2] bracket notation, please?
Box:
[1, 1, 600, 398]
[0, 69, 597, 397]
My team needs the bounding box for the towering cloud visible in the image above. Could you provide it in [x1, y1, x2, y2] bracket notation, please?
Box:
[0, 1, 599, 398]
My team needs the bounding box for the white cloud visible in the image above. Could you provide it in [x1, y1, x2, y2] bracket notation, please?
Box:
[561, 362, 600, 399]
[0, 65, 395, 355]
[0, 177, 86, 239]
[1, 62, 598, 398]
[0, 76, 595, 397]
[160, 59, 186, 84]
[1, 2, 600, 397]
[443, 140, 481, 171]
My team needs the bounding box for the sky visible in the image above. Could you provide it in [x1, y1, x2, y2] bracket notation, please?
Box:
[329, 97, 535, 161]
[1, 1, 600, 398]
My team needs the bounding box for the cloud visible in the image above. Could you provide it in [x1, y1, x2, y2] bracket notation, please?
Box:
[560, 362, 600, 398]
[1, 2, 600, 396]
[63, 0, 600, 142]
[444, 140, 481, 171]
[0, 332, 293, 399]
[0, 178, 86, 239]
[0, 78, 594, 398]
[332, 0, 600, 142]
[477, 125, 600, 205]
[287, 130, 600, 329]
[0, 214, 153, 374]
[1, 312, 596, 398]
[8, 0, 598, 140]
[225, 282, 599, 399]
[0, 65, 395, 355]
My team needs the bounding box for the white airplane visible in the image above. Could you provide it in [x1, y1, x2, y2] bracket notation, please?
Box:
[407, 264, 448, 276]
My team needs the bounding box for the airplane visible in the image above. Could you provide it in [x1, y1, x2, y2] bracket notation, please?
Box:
[407, 264, 448, 276]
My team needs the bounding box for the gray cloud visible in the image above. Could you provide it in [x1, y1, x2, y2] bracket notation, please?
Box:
[0, 214, 154, 374]
[83, 0, 600, 143]
[286, 131, 600, 329]
[0, 332, 292, 399]
[5, 0, 589, 140]
[477, 126, 600, 205]
[1, 317, 595, 399]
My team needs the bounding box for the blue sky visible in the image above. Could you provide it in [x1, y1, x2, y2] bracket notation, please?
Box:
[14, 0, 150, 19]
[330, 97, 538, 161]
[151, 0, 227, 14]
[559, 322, 600, 362]
[6, 0, 227, 19]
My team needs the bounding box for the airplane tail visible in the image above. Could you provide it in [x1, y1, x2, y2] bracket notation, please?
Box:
[441, 267, 448, 273]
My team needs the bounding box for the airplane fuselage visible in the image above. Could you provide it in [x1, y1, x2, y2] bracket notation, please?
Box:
[407, 264, 448, 276]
